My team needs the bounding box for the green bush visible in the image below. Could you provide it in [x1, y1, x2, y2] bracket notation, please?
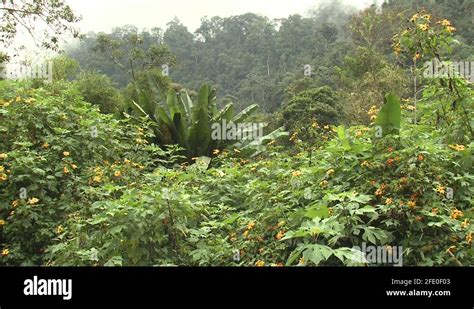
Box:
[41, 103, 473, 266]
[281, 86, 341, 137]
[74, 72, 124, 114]
[0, 80, 167, 265]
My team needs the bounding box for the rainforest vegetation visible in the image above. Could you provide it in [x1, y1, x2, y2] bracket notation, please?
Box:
[0, 0, 473, 266]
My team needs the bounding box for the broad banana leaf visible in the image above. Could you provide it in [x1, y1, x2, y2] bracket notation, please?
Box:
[234, 104, 259, 123]
[189, 107, 211, 156]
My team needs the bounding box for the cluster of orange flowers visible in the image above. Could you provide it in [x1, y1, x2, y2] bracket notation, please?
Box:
[61, 151, 79, 175]
[436, 19, 456, 33]
[289, 132, 298, 142]
[448, 144, 466, 152]
[255, 260, 265, 267]
[460, 219, 470, 229]
[27, 198, 40, 205]
[450, 208, 463, 220]
[243, 221, 256, 238]
[375, 183, 387, 197]
[0, 154, 8, 182]
[275, 230, 286, 240]
[367, 105, 379, 122]
[0, 169, 7, 182]
[292, 170, 302, 177]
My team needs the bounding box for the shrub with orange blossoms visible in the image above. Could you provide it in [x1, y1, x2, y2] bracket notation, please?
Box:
[450, 209, 463, 220]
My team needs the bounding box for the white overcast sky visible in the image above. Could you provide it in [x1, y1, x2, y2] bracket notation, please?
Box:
[67, 0, 377, 33]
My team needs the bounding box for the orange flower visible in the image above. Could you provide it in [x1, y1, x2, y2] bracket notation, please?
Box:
[446, 26, 456, 33]
[460, 219, 470, 229]
[275, 230, 286, 240]
[27, 198, 40, 205]
[386, 158, 395, 167]
[407, 201, 416, 209]
[417, 23, 429, 31]
[410, 14, 419, 23]
[63, 151, 70, 157]
[431, 208, 439, 214]
[438, 19, 451, 27]
[63, 166, 69, 174]
[436, 185, 445, 195]
[292, 170, 302, 177]
[415, 216, 423, 222]
[467, 233, 472, 245]
[375, 183, 387, 197]
[448, 144, 465, 151]
[417, 154, 424, 161]
[413, 52, 421, 61]
[385, 198, 393, 205]
[450, 208, 463, 220]
[114, 170, 122, 177]
[255, 260, 265, 267]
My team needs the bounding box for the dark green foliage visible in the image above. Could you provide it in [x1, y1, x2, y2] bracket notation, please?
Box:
[75, 72, 124, 114]
[281, 86, 341, 132]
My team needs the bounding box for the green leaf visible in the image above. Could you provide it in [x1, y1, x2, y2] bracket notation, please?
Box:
[234, 104, 259, 123]
[286, 245, 305, 265]
[337, 125, 351, 150]
[304, 203, 329, 219]
[302, 244, 334, 265]
[375, 92, 401, 136]
[104, 256, 123, 266]
[333, 247, 367, 265]
[188, 107, 211, 156]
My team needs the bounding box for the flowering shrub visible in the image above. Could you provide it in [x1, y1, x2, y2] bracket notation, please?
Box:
[38, 113, 473, 266]
[0, 11, 472, 267]
[0, 80, 172, 265]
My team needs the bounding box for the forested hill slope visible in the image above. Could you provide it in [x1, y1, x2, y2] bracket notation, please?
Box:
[67, 0, 474, 112]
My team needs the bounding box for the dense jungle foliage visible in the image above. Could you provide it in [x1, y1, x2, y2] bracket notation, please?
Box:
[0, 0, 473, 266]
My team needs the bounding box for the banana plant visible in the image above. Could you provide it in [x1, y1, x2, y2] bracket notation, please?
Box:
[126, 74, 287, 158]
